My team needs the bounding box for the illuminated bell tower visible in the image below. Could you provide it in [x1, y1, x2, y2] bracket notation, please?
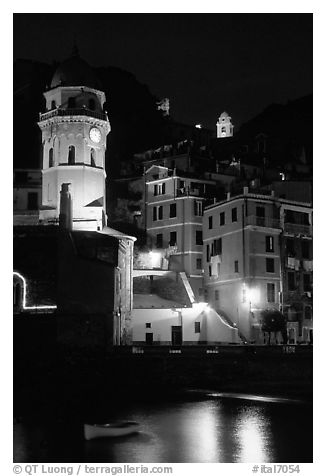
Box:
[38, 50, 110, 230]
[216, 111, 234, 138]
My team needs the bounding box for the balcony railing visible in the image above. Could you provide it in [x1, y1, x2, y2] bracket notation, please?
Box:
[245, 215, 281, 229]
[283, 223, 312, 237]
[176, 188, 203, 197]
[39, 107, 108, 121]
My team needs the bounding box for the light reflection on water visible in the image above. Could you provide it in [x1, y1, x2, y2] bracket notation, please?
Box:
[14, 397, 311, 463]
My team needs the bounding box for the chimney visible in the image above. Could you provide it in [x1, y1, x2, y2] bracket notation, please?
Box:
[59, 183, 73, 230]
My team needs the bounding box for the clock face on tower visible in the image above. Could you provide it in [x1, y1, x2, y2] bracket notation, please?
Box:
[89, 127, 101, 143]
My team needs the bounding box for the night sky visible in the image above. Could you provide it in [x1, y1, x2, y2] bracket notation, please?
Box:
[13, 13, 312, 130]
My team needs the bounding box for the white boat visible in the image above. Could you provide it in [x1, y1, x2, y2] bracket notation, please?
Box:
[84, 421, 140, 440]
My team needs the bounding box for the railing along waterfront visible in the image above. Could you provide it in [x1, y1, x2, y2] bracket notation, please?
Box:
[39, 107, 108, 121]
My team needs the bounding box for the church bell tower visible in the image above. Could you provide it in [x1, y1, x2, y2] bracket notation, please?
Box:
[38, 50, 110, 230]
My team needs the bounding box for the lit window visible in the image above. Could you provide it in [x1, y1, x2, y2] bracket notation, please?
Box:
[266, 236, 274, 252]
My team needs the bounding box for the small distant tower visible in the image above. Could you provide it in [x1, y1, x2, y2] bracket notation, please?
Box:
[38, 50, 110, 231]
[157, 98, 170, 116]
[216, 111, 234, 138]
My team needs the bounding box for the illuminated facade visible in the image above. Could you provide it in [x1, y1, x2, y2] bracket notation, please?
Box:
[38, 52, 111, 231]
[145, 165, 217, 298]
[203, 188, 313, 343]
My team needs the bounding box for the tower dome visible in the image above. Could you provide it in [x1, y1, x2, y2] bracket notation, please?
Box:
[50, 52, 101, 90]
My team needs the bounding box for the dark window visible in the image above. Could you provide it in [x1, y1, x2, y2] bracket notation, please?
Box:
[194, 322, 201, 333]
[196, 258, 202, 269]
[68, 97, 76, 108]
[90, 149, 96, 167]
[170, 203, 177, 218]
[285, 209, 294, 223]
[89, 98, 96, 110]
[198, 288, 204, 296]
[304, 306, 312, 320]
[220, 212, 225, 226]
[51, 100, 56, 109]
[232, 207, 238, 222]
[158, 206, 163, 220]
[267, 283, 275, 303]
[145, 322, 151, 328]
[49, 148, 54, 167]
[15, 171, 27, 183]
[169, 231, 177, 246]
[286, 238, 295, 256]
[215, 238, 222, 255]
[156, 234, 163, 248]
[68, 145, 75, 164]
[288, 271, 296, 291]
[215, 290, 219, 300]
[266, 236, 274, 252]
[256, 206, 265, 226]
[153, 207, 157, 221]
[266, 258, 275, 273]
[234, 260, 239, 273]
[302, 240, 310, 259]
[27, 192, 38, 210]
[145, 333, 153, 345]
[196, 230, 203, 245]
[209, 265, 212, 277]
[162, 182, 166, 194]
[154, 184, 158, 196]
[208, 216, 213, 229]
[206, 244, 210, 262]
[303, 274, 311, 292]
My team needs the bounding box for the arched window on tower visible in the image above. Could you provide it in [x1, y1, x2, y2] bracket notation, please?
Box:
[90, 148, 96, 167]
[89, 98, 96, 110]
[68, 97, 76, 108]
[49, 148, 54, 168]
[68, 146, 76, 165]
[51, 100, 56, 109]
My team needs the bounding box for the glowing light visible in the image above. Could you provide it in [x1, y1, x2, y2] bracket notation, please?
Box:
[242, 284, 260, 304]
[195, 124, 202, 129]
[13, 272, 57, 311]
[149, 250, 162, 268]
